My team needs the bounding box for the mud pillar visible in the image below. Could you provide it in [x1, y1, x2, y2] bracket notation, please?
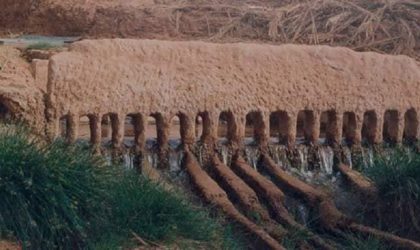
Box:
[47, 117, 60, 141]
[417, 110, 420, 142]
[332, 112, 343, 146]
[197, 111, 218, 165]
[67, 113, 79, 143]
[310, 111, 320, 145]
[396, 111, 404, 144]
[354, 113, 364, 146]
[202, 111, 218, 145]
[180, 113, 196, 150]
[231, 114, 245, 152]
[89, 114, 102, 150]
[131, 114, 145, 172]
[374, 112, 384, 145]
[133, 114, 145, 154]
[111, 113, 125, 149]
[156, 114, 170, 169]
[255, 112, 269, 151]
[287, 113, 297, 147]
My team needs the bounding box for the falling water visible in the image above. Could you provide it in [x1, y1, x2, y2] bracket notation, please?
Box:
[268, 144, 290, 168]
[317, 146, 334, 175]
[168, 147, 184, 172]
[361, 147, 374, 168]
[342, 146, 353, 168]
[296, 145, 309, 173]
[217, 139, 232, 166]
[123, 151, 135, 169]
[194, 142, 206, 166]
[145, 150, 159, 169]
[244, 145, 260, 170]
[284, 196, 311, 226]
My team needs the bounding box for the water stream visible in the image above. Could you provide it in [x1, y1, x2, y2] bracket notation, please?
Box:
[112, 138, 414, 226]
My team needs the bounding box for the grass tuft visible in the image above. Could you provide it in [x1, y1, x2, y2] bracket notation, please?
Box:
[363, 148, 420, 240]
[0, 124, 243, 249]
[26, 42, 58, 50]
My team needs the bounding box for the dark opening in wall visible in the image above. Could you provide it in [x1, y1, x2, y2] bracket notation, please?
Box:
[343, 112, 357, 145]
[197, 111, 211, 142]
[170, 114, 187, 148]
[362, 110, 377, 144]
[59, 115, 69, 138]
[78, 115, 91, 141]
[101, 114, 112, 142]
[218, 111, 235, 143]
[195, 115, 203, 140]
[124, 114, 138, 148]
[383, 110, 399, 144]
[169, 115, 181, 140]
[269, 111, 289, 144]
[403, 108, 418, 144]
[0, 102, 10, 120]
[245, 111, 264, 144]
[145, 115, 157, 148]
[320, 110, 337, 144]
[296, 110, 314, 143]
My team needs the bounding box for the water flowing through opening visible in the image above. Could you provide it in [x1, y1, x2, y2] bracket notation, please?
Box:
[77, 115, 90, 142]
[383, 110, 399, 145]
[362, 111, 377, 145]
[58, 115, 68, 139]
[0, 102, 11, 121]
[269, 111, 289, 145]
[343, 112, 357, 146]
[404, 108, 418, 144]
[145, 115, 158, 168]
[296, 110, 314, 144]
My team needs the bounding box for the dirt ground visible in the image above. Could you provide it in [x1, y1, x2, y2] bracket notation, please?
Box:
[1, 0, 418, 60]
[0, 241, 20, 250]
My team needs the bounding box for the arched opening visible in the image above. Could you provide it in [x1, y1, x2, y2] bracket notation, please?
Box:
[296, 110, 314, 144]
[0, 102, 11, 121]
[269, 111, 289, 144]
[383, 110, 399, 144]
[403, 108, 418, 144]
[342, 112, 357, 145]
[145, 115, 157, 149]
[169, 115, 182, 148]
[78, 115, 91, 141]
[100, 113, 119, 146]
[59, 115, 69, 138]
[124, 114, 139, 148]
[101, 114, 112, 143]
[245, 111, 264, 145]
[195, 115, 203, 140]
[197, 111, 211, 142]
[319, 110, 337, 145]
[218, 111, 235, 143]
[362, 111, 377, 144]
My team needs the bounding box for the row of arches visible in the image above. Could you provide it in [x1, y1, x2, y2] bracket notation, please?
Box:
[58, 108, 419, 148]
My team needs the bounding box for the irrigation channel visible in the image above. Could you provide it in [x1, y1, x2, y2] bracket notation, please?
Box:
[69, 117, 420, 249]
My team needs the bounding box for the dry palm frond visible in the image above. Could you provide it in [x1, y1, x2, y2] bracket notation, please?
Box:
[209, 0, 420, 59]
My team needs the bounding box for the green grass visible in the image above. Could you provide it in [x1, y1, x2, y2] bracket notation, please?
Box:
[26, 42, 58, 50]
[0, 124, 244, 249]
[341, 233, 390, 250]
[363, 148, 420, 239]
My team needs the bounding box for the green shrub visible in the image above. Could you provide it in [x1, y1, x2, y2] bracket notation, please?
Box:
[0, 125, 243, 249]
[341, 233, 389, 250]
[91, 172, 230, 248]
[0, 125, 109, 249]
[363, 148, 420, 239]
[26, 42, 58, 50]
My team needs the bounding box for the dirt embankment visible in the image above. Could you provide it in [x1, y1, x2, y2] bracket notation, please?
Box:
[0, 47, 45, 132]
[1, 0, 419, 60]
